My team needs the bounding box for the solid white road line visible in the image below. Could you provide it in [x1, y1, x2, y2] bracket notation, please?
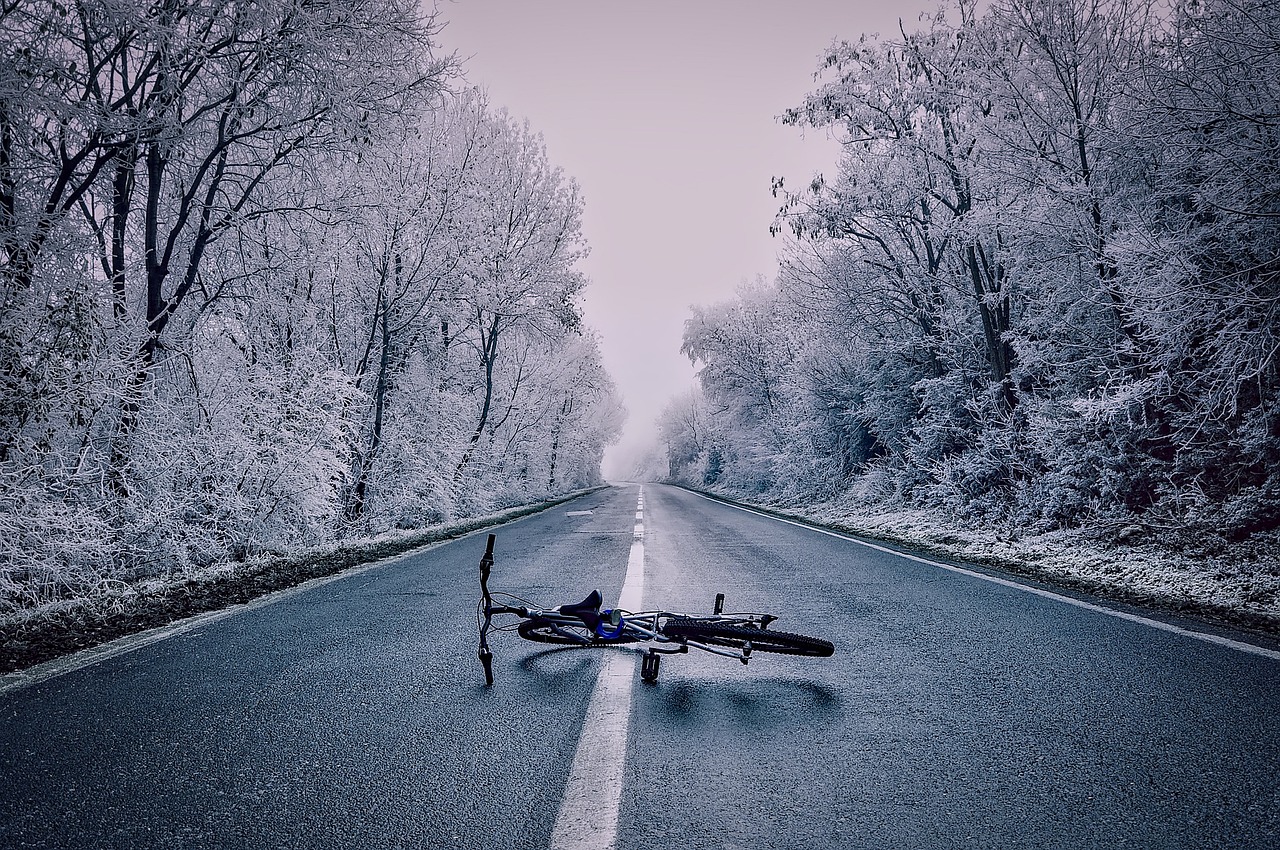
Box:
[2, 493, 613, 696]
[549, 487, 645, 850]
[0, 539, 453, 697]
[690, 491, 1280, 663]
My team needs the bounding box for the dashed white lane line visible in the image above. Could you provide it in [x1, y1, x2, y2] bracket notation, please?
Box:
[690, 491, 1280, 663]
[549, 487, 645, 850]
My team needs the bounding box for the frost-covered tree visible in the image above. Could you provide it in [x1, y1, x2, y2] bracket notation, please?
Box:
[681, 279, 796, 491]
[1099, 0, 1280, 533]
[658, 387, 718, 484]
[675, 0, 1278, 542]
[0, 3, 623, 612]
[445, 107, 589, 486]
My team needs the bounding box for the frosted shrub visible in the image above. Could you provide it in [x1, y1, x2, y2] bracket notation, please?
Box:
[0, 480, 117, 612]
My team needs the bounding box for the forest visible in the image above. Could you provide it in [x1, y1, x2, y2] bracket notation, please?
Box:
[0, 0, 623, 615]
[662, 0, 1278, 564]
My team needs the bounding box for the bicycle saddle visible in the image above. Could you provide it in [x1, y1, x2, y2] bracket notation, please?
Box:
[558, 589, 603, 630]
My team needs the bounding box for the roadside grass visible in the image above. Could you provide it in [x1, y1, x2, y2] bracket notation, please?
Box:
[675, 484, 1280, 638]
[0, 487, 607, 674]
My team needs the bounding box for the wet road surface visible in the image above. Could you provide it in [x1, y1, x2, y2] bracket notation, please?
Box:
[1, 483, 1277, 849]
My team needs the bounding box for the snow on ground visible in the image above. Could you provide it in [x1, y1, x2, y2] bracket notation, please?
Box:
[710, 488, 1280, 632]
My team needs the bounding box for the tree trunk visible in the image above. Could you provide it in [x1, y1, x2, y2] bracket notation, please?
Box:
[455, 312, 501, 479]
[546, 395, 572, 493]
[346, 255, 402, 522]
[965, 241, 1016, 411]
[110, 146, 138, 319]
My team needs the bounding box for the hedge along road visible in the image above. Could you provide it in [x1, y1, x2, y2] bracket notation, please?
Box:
[2, 484, 1279, 849]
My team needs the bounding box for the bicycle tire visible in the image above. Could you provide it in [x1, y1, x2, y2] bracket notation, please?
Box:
[517, 617, 643, 646]
[662, 619, 834, 657]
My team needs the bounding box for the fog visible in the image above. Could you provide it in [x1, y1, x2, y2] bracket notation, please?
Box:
[437, 0, 938, 478]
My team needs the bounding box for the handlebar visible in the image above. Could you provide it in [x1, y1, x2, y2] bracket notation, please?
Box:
[478, 533, 497, 685]
[478, 533, 610, 684]
[480, 533, 495, 597]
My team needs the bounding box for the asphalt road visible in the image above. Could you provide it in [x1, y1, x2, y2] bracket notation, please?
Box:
[1, 483, 1278, 849]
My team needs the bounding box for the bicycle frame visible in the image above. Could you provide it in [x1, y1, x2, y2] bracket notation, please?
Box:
[477, 533, 788, 684]
[510, 607, 776, 661]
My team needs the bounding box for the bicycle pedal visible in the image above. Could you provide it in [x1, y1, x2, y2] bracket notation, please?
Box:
[641, 651, 661, 683]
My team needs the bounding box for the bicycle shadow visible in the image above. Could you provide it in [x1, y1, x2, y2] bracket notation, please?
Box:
[516, 645, 630, 672]
[512, 645, 630, 692]
[465, 644, 600, 697]
[479, 646, 844, 732]
[636, 675, 844, 731]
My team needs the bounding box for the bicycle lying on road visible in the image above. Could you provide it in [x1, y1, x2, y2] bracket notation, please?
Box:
[476, 533, 835, 684]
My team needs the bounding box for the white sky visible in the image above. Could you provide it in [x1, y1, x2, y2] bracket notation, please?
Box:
[434, 0, 939, 477]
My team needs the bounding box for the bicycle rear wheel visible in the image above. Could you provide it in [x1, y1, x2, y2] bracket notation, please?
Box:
[517, 617, 643, 646]
[663, 619, 834, 656]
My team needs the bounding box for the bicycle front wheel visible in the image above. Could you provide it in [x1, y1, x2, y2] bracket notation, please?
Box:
[663, 619, 834, 657]
[517, 617, 643, 646]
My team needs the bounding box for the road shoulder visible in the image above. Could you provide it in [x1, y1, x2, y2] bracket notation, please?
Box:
[671, 483, 1280, 641]
[0, 486, 610, 676]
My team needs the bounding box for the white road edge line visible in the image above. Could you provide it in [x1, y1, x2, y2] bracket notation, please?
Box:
[691, 491, 1280, 662]
[549, 487, 645, 850]
[0, 532, 472, 697]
